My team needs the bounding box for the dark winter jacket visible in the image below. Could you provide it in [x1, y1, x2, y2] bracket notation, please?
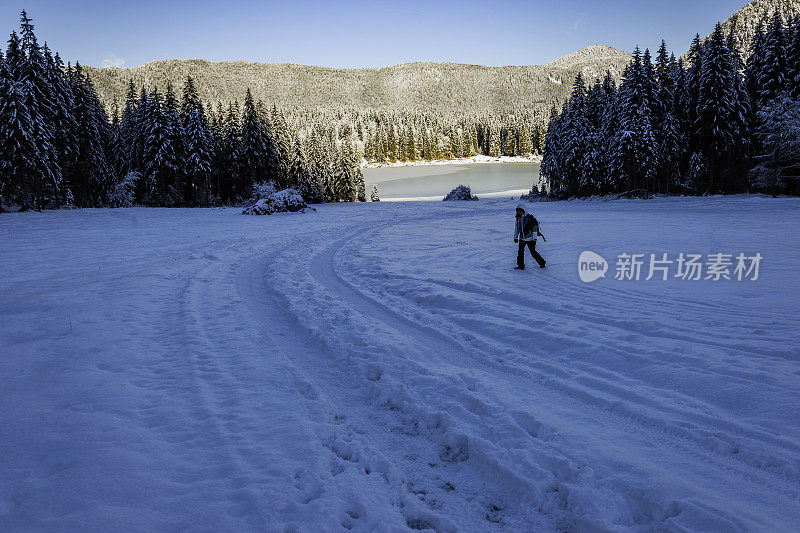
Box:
[514, 208, 540, 242]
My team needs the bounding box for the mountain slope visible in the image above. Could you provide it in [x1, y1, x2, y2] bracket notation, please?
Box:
[84, 46, 631, 117]
[715, 0, 800, 58]
[83, 2, 800, 116]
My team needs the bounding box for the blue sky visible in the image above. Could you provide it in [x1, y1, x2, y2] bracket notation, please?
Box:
[1, 0, 746, 68]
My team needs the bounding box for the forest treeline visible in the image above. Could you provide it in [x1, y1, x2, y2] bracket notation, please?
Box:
[81, 46, 635, 169]
[539, 14, 800, 198]
[0, 12, 366, 211]
[0, 11, 556, 212]
[4, 4, 799, 210]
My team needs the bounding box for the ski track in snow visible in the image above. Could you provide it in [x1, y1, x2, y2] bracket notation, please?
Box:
[1, 197, 799, 531]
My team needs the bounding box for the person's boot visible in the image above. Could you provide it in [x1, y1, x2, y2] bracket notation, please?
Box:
[515, 265, 525, 270]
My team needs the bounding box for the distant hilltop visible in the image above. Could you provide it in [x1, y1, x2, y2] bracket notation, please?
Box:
[84, 46, 632, 118]
[83, 0, 800, 118]
[707, 0, 800, 58]
[547, 44, 632, 67]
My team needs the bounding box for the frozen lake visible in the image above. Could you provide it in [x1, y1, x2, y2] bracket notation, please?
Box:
[363, 162, 540, 200]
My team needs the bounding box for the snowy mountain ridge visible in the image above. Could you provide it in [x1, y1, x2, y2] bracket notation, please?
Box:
[709, 0, 800, 58]
[84, 46, 632, 116]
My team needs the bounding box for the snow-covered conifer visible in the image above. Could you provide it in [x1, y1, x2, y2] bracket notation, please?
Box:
[758, 12, 787, 102]
[181, 76, 215, 206]
[142, 87, 181, 205]
[786, 16, 800, 98]
[697, 23, 740, 192]
[68, 63, 114, 207]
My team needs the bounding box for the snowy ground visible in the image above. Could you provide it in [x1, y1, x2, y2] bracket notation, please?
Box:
[1, 196, 799, 531]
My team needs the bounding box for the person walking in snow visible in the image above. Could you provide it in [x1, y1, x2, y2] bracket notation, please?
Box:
[514, 203, 546, 269]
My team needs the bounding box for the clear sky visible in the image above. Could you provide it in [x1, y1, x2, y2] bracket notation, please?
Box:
[1, 0, 746, 68]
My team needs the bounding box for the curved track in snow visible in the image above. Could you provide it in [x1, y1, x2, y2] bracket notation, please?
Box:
[238, 204, 800, 530]
[2, 198, 799, 531]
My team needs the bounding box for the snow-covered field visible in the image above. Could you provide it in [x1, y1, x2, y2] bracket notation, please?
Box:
[1, 196, 799, 531]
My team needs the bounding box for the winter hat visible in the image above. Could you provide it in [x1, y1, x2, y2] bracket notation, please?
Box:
[516, 203, 527, 212]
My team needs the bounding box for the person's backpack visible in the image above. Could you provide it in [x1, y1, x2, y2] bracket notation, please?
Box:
[522, 214, 539, 238]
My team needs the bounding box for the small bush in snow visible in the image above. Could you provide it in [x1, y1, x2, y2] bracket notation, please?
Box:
[109, 171, 140, 208]
[250, 180, 278, 202]
[520, 180, 549, 201]
[613, 189, 655, 200]
[62, 189, 77, 209]
[370, 185, 380, 202]
[242, 188, 312, 215]
[443, 184, 478, 201]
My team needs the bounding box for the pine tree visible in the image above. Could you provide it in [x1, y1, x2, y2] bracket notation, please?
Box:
[18, 12, 60, 209]
[540, 105, 565, 195]
[0, 32, 37, 209]
[560, 73, 589, 195]
[46, 48, 77, 206]
[696, 23, 740, 193]
[131, 86, 149, 179]
[727, 29, 753, 191]
[347, 141, 366, 201]
[288, 139, 315, 201]
[649, 43, 680, 192]
[258, 102, 282, 184]
[370, 184, 380, 201]
[405, 125, 417, 161]
[597, 72, 619, 193]
[686, 34, 704, 161]
[398, 125, 408, 161]
[69, 63, 114, 207]
[658, 104, 681, 194]
[321, 134, 336, 202]
[0, 47, 6, 206]
[750, 95, 800, 195]
[758, 12, 787, 102]
[270, 105, 292, 188]
[181, 76, 215, 206]
[746, 21, 768, 104]
[164, 83, 186, 204]
[305, 128, 329, 203]
[375, 123, 387, 161]
[142, 87, 181, 205]
[109, 104, 127, 180]
[461, 125, 475, 157]
[387, 123, 398, 161]
[220, 102, 241, 203]
[164, 83, 178, 111]
[120, 80, 138, 167]
[333, 142, 356, 202]
[209, 101, 225, 200]
[450, 126, 461, 158]
[786, 16, 800, 98]
[579, 79, 605, 195]
[612, 47, 657, 192]
[487, 124, 501, 157]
